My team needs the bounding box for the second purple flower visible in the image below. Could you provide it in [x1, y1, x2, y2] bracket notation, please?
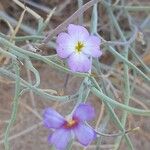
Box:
[56, 24, 102, 72]
[43, 103, 96, 150]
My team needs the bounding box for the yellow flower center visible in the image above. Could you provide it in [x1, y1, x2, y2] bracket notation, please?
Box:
[75, 41, 84, 53]
[65, 119, 77, 128]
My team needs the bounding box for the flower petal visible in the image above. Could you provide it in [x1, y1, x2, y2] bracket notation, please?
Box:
[43, 108, 66, 129]
[56, 32, 74, 58]
[67, 24, 89, 41]
[67, 53, 91, 72]
[48, 128, 72, 150]
[73, 103, 95, 121]
[83, 35, 102, 57]
[74, 123, 96, 146]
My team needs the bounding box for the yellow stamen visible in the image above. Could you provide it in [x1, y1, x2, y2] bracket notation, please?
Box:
[66, 119, 76, 128]
[75, 41, 84, 53]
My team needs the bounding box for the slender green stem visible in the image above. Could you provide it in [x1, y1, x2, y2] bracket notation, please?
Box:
[90, 86, 150, 116]
[25, 59, 40, 87]
[0, 68, 73, 101]
[107, 45, 150, 82]
[113, 5, 150, 11]
[90, 77, 134, 149]
[13, 35, 44, 41]
[130, 47, 150, 74]
[77, 0, 83, 24]
[4, 61, 20, 150]
[105, 3, 133, 149]
[0, 47, 17, 59]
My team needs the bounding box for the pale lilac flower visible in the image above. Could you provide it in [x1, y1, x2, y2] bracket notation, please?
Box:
[43, 103, 96, 150]
[56, 24, 102, 72]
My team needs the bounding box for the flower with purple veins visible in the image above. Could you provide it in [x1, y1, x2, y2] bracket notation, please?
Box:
[56, 24, 102, 72]
[43, 103, 96, 150]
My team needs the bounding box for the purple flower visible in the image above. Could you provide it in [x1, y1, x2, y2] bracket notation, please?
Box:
[56, 24, 102, 72]
[43, 103, 96, 150]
